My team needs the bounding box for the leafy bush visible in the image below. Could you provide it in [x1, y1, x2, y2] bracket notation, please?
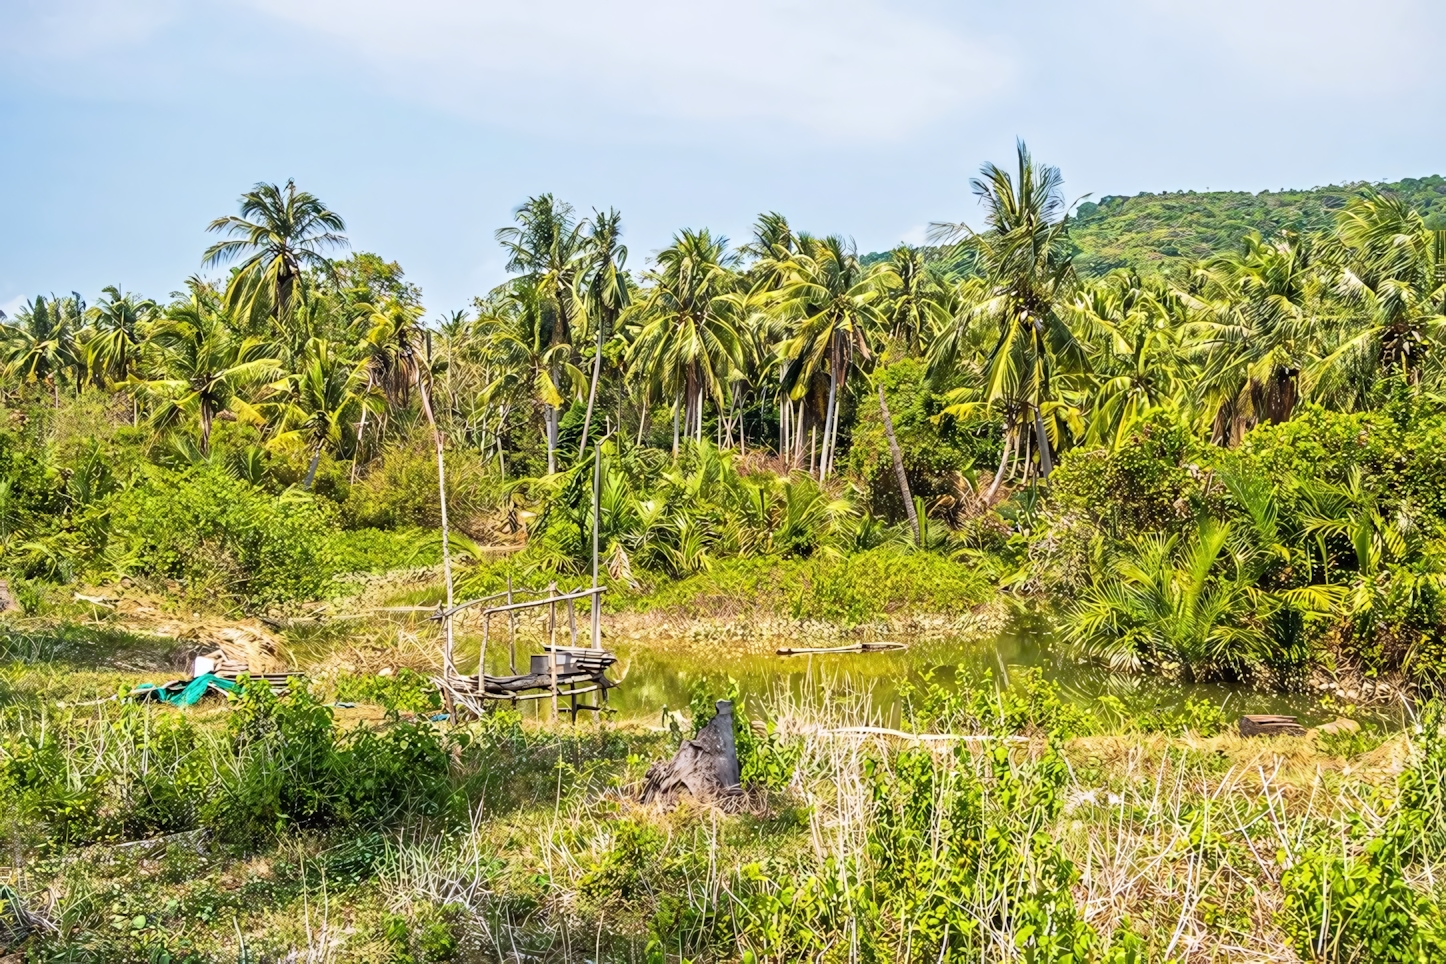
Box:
[103, 463, 341, 605]
[334, 669, 442, 713]
[620, 546, 990, 623]
[341, 439, 504, 536]
[205, 677, 455, 844]
[732, 742, 1097, 962]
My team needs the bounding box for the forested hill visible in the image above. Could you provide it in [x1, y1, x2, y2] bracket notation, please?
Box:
[866, 174, 1446, 276]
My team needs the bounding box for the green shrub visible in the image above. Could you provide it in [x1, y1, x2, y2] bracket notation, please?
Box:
[341, 439, 504, 534]
[103, 463, 341, 605]
[334, 669, 442, 713]
[204, 677, 454, 845]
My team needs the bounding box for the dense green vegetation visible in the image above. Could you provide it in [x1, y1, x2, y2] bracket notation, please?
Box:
[7, 148, 1446, 960]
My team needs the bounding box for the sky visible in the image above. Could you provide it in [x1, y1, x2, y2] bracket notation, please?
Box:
[2, 0, 1444, 318]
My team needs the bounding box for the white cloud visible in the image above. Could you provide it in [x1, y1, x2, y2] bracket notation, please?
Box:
[233, 0, 1013, 140]
[1130, 0, 1442, 95]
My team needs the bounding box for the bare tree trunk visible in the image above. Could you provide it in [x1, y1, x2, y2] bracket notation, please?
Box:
[303, 443, 323, 490]
[546, 404, 559, 475]
[350, 405, 369, 484]
[820, 337, 839, 479]
[986, 420, 1011, 501]
[578, 322, 604, 456]
[878, 384, 919, 544]
[1032, 404, 1054, 478]
[418, 376, 455, 679]
[780, 393, 789, 462]
[671, 397, 680, 458]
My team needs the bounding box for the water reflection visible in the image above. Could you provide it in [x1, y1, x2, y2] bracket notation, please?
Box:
[607, 608, 1369, 728]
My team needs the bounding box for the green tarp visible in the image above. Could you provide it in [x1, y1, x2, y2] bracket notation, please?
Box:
[130, 673, 238, 707]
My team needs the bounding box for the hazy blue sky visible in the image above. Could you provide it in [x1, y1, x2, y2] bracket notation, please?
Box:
[3, 0, 1443, 317]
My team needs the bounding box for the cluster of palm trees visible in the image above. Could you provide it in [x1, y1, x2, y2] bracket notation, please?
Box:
[0, 180, 435, 488]
[457, 143, 1446, 508]
[5, 145, 1444, 512]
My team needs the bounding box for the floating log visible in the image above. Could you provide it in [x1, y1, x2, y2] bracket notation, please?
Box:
[828, 726, 1025, 743]
[776, 642, 908, 656]
[1239, 714, 1307, 738]
[641, 700, 742, 807]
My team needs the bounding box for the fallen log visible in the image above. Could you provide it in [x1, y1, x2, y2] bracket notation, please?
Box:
[641, 700, 742, 807]
[1239, 714, 1307, 738]
[776, 642, 908, 656]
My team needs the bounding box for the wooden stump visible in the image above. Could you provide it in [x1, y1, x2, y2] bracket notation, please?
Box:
[0, 579, 20, 614]
[1239, 714, 1306, 738]
[641, 700, 742, 807]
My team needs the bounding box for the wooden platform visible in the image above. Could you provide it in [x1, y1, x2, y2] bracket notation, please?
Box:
[216, 670, 306, 694]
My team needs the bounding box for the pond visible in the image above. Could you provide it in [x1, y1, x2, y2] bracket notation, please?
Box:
[601, 607, 1379, 729]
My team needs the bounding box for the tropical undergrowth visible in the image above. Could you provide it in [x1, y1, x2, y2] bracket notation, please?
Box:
[1043, 401, 1446, 687]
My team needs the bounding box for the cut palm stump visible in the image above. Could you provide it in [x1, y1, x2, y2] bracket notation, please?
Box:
[1239, 714, 1307, 738]
[642, 700, 743, 808]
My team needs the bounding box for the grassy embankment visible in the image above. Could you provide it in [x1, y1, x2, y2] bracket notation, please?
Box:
[3, 601, 1443, 963]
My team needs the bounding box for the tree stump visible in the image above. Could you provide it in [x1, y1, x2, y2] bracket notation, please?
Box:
[0, 579, 19, 614]
[1239, 714, 1306, 738]
[641, 700, 742, 807]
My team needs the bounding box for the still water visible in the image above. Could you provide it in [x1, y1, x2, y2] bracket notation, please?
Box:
[603, 608, 1355, 728]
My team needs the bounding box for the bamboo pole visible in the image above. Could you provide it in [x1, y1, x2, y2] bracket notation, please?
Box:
[549, 581, 558, 718]
[507, 575, 516, 674]
[592, 438, 603, 651]
[478, 613, 490, 691]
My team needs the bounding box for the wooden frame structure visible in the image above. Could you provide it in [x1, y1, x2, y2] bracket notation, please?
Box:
[434, 582, 618, 721]
[433, 431, 621, 721]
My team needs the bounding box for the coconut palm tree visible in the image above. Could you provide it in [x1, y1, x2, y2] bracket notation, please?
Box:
[84, 286, 156, 389]
[628, 229, 746, 458]
[1077, 270, 1192, 448]
[135, 291, 281, 455]
[1190, 231, 1323, 444]
[1, 294, 85, 404]
[774, 235, 888, 479]
[577, 208, 630, 455]
[1309, 190, 1446, 405]
[272, 338, 370, 488]
[879, 245, 950, 354]
[203, 180, 349, 330]
[928, 141, 1086, 492]
[496, 195, 587, 473]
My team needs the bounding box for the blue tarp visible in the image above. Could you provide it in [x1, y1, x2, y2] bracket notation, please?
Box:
[131, 673, 239, 706]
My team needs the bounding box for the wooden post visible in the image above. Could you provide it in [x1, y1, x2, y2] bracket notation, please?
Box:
[568, 598, 578, 647]
[507, 575, 516, 674]
[549, 582, 558, 719]
[592, 439, 603, 651]
[478, 613, 490, 692]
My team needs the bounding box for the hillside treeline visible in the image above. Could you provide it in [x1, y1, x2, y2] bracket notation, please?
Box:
[4, 145, 1446, 686]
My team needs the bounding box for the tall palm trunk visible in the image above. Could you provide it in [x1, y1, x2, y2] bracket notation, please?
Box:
[578, 321, 604, 456]
[986, 414, 1015, 501]
[820, 335, 840, 480]
[878, 384, 918, 544]
[671, 397, 680, 458]
[418, 374, 456, 678]
[1032, 404, 1054, 478]
[350, 403, 369, 484]
[303, 442, 323, 489]
[199, 401, 214, 456]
